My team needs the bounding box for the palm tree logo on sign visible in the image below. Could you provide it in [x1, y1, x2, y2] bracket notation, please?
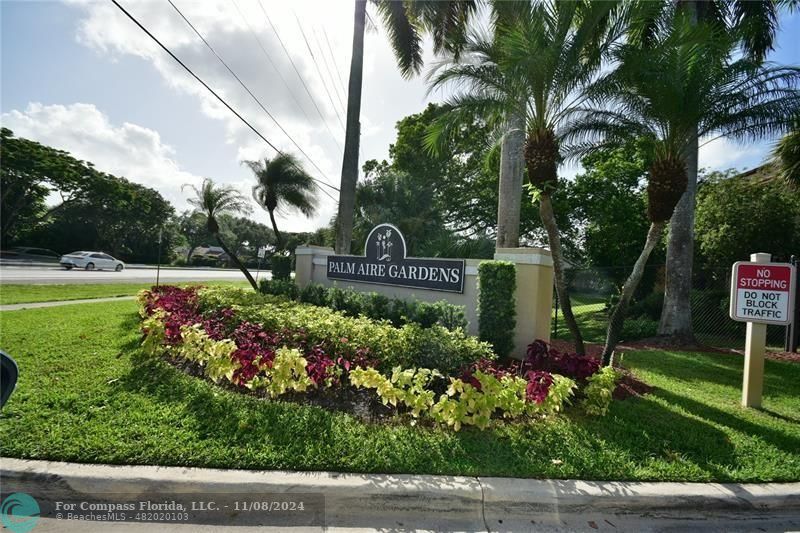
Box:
[375, 229, 394, 262]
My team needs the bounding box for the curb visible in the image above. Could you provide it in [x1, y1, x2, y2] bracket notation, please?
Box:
[2, 458, 799, 530]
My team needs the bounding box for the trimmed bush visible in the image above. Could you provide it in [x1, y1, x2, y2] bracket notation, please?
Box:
[259, 278, 299, 301]
[299, 282, 327, 306]
[477, 261, 516, 358]
[276, 282, 467, 332]
[198, 286, 491, 374]
[271, 254, 292, 280]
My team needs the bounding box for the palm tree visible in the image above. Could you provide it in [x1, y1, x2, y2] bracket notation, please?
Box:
[425, 1, 626, 355]
[247, 153, 318, 251]
[183, 178, 258, 290]
[772, 128, 800, 186]
[336, 1, 480, 254]
[566, 16, 800, 363]
[632, 0, 786, 342]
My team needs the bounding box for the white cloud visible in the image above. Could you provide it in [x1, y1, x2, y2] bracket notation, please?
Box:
[2, 102, 203, 210]
[699, 136, 765, 171]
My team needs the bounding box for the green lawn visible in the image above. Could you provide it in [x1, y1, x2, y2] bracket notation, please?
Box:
[552, 293, 609, 343]
[1, 300, 798, 481]
[0, 281, 251, 305]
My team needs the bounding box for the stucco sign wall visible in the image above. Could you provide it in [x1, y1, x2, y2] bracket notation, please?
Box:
[326, 223, 466, 293]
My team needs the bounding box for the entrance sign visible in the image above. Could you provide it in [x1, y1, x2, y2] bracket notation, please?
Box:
[730, 261, 796, 325]
[327, 223, 465, 293]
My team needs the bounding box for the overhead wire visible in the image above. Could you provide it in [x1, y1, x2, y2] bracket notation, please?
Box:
[227, 0, 343, 155]
[165, 0, 339, 199]
[293, 11, 346, 130]
[109, 0, 338, 202]
[255, 0, 344, 149]
[312, 26, 346, 115]
[321, 27, 348, 98]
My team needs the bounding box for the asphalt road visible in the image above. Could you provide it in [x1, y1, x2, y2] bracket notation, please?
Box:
[0, 265, 262, 285]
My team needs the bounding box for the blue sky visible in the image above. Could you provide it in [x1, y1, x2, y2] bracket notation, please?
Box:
[2, 1, 799, 232]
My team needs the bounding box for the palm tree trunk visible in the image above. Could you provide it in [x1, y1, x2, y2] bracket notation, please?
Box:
[658, 133, 698, 342]
[335, 0, 367, 254]
[539, 192, 585, 355]
[268, 209, 284, 251]
[215, 231, 258, 291]
[602, 221, 666, 364]
[496, 113, 525, 248]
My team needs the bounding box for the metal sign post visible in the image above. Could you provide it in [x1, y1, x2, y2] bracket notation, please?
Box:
[156, 227, 163, 289]
[730, 252, 797, 408]
[255, 246, 266, 283]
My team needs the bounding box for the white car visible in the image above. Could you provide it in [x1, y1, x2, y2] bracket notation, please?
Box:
[60, 251, 125, 271]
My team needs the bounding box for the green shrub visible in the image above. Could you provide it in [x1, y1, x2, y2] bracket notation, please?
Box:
[620, 318, 658, 340]
[259, 278, 299, 301]
[363, 292, 390, 321]
[197, 286, 492, 374]
[326, 285, 365, 317]
[271, 254, 292, 280]
[477, 261, 516, 358]
[299, 282, 327, 306]
[627, 291, 664, 321]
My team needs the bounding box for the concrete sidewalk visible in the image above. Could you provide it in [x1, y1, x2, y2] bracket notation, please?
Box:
[2, 458, 799, 531]
[0, 295, 136, 312]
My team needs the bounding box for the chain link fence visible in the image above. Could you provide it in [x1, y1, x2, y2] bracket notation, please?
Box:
[551, 263, 794, 351]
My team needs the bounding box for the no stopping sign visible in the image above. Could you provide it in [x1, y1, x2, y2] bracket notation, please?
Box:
[730, 262, 796, 325]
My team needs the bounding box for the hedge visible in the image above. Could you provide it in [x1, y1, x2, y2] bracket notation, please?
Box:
[262, 281, 468, 331]
[477, 261, 516, 358]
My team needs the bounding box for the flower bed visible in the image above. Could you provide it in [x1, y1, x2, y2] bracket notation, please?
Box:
[137, 286, 619, 430]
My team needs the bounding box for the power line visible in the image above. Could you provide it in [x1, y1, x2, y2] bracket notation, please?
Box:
[321, 27, 348, 98]
[293, 11, 346, 130]
[166, 0, 336, 191]
[255, 0, 344, 149]
[165, 0, 339, 199]
[109, 0, 338, 202]
[312, 25, 346, 114]
[228, 0, 342, 155]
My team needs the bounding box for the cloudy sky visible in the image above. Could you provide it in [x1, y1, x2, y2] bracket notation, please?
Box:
[2, 1, 799, 234]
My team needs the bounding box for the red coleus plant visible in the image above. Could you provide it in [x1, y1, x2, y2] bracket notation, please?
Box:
[143, 286, 380, 389]
[524, 339, 600, 381]
[525, 370, 554, 404]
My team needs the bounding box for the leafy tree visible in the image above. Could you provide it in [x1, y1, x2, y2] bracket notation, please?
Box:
[184, 178, 257, 290]
[695, 167, 800, 267]
[564, 138, 658, 291]
[567, 16, 800, 362]
[426, 1, 625, 355]
[247, 154, 317, 251]
[178, 211, 214, 263]
[0, 128, 99, 247]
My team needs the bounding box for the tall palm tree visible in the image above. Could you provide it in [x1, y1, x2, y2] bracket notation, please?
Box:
[566, 16, 800, 363]
[336, 1, 480, 255]
[247, 153, 318, 251]
[632, 0, 786, 342]
[425, 1, 626, 355]
[183, 178, 258, 290]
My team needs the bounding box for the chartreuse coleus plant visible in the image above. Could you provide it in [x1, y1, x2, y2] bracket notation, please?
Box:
[350, 366, 577, 431]
[141, 312, 312, 398]
[580, 366, 620, 416]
